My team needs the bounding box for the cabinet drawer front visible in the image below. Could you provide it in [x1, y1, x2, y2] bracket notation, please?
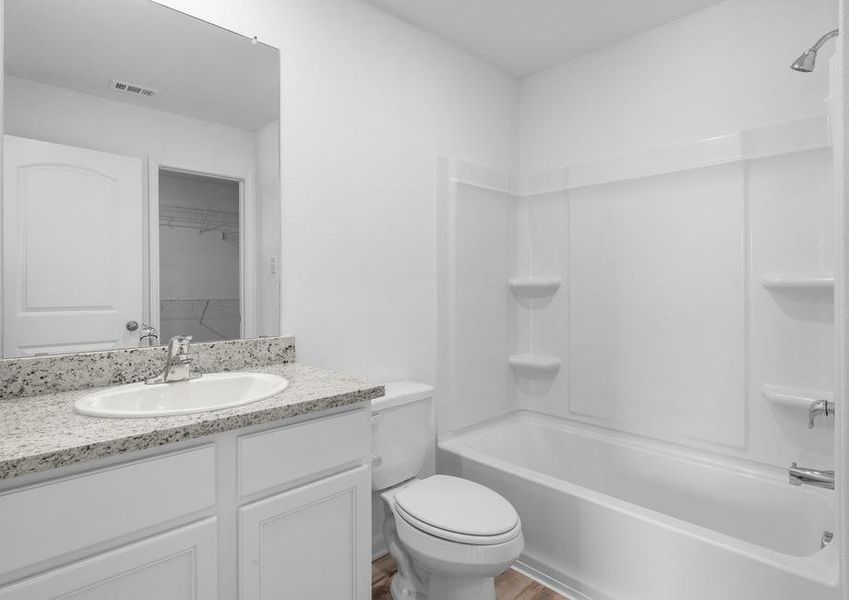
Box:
[239, 465, 370, 600]
[0, 445, 216, 575]
[0, 518, 218, 600]
[238, 409, 369, 497]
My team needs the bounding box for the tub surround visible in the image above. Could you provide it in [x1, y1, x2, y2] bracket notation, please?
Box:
[0, 336, 296, 400]
[0, 337, 383, 480]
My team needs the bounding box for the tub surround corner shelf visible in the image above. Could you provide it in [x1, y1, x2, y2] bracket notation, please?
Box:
[508, 276, 562, 296]
[761, 384, 833, 410]
[508, 354, 562, 373]
[760, 274, 834, 291]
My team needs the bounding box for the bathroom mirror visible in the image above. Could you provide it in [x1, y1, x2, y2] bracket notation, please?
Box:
[1, 0, 281, 357]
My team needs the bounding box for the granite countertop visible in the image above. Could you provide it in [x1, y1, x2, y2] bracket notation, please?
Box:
[0, 363, 383, 481]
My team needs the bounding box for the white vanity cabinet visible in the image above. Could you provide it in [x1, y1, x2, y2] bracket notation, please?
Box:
[0, 406, 372, 600]
[0, 519, 219, 600]
[239, 465, 371, 599]
[236, 409, 373, 599]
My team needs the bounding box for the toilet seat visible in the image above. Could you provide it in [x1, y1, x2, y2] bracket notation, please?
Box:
[393, 475, 521, 545]
[392, 500, 525, 577]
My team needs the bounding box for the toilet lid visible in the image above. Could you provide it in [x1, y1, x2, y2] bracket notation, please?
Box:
[394, 475, 520, 541]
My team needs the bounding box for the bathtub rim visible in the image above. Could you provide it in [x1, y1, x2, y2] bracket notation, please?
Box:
[437, 410, 840, 586]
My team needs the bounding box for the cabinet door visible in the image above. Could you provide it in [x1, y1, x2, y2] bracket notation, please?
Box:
[0, 518, 217, 600]
[239, 465, 370, 600]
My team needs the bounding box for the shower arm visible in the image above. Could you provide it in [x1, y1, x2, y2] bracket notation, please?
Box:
[809, 29, 840, 52]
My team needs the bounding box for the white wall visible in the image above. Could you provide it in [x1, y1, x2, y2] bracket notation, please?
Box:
[519, 0, 838, 172]
[154, 0, 519, 386]
[255, 120, 282, 337]
[5, 77, 256, 175]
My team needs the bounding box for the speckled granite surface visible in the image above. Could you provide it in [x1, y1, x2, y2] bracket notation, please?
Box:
[0, 362, 383, 480]
[0, 336, 296, 400]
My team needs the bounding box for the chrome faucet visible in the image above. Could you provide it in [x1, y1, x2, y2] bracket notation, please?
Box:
[808, 399, 835, 429]
[789, 463, 834, 490]
[145, 335, 201, 384]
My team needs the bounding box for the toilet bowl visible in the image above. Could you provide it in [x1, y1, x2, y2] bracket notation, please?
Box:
[372, 382, 524, 600]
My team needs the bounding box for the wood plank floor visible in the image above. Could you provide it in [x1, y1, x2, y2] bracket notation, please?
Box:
[372, 554, 569, 600]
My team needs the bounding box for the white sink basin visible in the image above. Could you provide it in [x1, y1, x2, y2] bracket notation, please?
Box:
[74, 372, 289, 418]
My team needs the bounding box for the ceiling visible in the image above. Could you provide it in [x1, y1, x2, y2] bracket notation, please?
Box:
[4, 0, 279, 131]
[362, 0, 727, 77]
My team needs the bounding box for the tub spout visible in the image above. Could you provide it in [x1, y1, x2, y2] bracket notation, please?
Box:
[808, 399, 835, 429]
[789, 463, 834, 490]
[821, 531, 834, 549]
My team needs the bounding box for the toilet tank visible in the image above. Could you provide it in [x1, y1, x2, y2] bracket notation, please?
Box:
[371, 381, 435, 491]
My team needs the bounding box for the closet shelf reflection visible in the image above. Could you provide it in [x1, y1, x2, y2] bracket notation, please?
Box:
[159, 204, 240, 246]
[160, 298, 240, 321]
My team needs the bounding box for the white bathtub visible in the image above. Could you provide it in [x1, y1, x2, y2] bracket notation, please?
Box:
[437, 411, 839, 600]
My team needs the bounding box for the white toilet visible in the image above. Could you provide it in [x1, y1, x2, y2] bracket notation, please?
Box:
[372, 382, 524, 600]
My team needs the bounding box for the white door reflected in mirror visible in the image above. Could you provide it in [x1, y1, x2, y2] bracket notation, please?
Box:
[2, 136, 143, 357]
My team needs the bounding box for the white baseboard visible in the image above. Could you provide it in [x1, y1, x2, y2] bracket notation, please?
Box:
[372, 535, 388, 561]
[512, 559, 597, 600]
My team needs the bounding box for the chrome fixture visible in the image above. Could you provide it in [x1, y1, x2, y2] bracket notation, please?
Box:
[791, 29, 839, 72]
[808, 399, 835, 429]
[789, 463, 834, 490]
[138, 323, 159, 347]
[822, 531, 834, 549]
[145, 335, 200, 384]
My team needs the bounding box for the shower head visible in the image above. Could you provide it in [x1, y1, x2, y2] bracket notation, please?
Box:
[791, 49, 818, 73]
[791, 28, 839, 72]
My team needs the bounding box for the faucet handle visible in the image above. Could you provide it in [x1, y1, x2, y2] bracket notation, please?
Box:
[165, 335, 193, 362]
[167, 334, 192, 350]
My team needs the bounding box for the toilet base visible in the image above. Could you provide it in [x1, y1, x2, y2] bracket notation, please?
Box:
[390, 573, 425, 600]
[383, 495, 426, 599]
[422, 573, 495, 600]
[388, 569, 496, 600]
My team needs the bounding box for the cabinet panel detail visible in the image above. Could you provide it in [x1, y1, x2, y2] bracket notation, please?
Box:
[0, 518, 218, 600]
[0, 445, 216, 575]
[239, 465, 370, 599]
[238, 409, 369, 496]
